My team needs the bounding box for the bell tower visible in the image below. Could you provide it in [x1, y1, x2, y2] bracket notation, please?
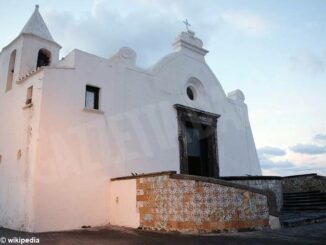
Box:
[17, 4, 61, 77]
[1, 5, 61, 91]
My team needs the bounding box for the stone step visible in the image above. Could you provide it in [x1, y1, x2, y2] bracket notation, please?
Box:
[283, 202, 326, 207]
[280, 214, 326, 227]
[284, 199, 326, 204]
[283, 193, 326, 199]
[284, 192, 325, 196]
[282, 191, 326, 213]
[284, 195, 326, 200]
[282, 206, 326, 211]
[284, 191, 321, 196]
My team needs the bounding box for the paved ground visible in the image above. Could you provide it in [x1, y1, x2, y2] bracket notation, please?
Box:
[1, 222, 326, 245]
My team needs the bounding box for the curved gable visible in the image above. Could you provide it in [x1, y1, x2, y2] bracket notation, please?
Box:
[148, 51, 227, 110]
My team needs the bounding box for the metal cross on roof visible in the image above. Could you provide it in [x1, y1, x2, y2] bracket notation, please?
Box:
[183, 19, 191, 32]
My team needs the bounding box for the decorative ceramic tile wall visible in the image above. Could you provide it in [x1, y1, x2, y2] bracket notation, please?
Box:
[230, 179, 283, 211]
[136, 175, 269, 233]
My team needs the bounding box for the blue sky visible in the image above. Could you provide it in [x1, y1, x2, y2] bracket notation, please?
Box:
[1, 0, 325, 176]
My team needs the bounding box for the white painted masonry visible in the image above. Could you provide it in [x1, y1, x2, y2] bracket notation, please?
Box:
[0, 6, 262, 232]
[108, 179, 139, 228]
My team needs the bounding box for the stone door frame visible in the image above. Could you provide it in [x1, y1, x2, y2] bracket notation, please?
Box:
[174, 104, 220, 178]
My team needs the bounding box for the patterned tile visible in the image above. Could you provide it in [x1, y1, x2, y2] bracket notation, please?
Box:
[136, 175, 270, 233]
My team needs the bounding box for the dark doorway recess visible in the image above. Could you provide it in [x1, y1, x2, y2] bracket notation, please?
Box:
[175, 104, 220, 178]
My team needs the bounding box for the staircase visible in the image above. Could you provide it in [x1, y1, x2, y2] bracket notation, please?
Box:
[282, 191, 326, 211]
[280, 191, 326, 227]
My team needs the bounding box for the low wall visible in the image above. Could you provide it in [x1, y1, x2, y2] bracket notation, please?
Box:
[220, 176, 283, 212]
[111, 171, 271, 233]
[282, 174, 326, 193]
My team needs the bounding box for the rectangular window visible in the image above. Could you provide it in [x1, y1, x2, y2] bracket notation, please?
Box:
[85, 85, 100, 110]
[26, 86, 33, 105]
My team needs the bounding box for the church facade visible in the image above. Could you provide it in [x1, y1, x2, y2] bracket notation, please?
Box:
[0, 6, 262, 232]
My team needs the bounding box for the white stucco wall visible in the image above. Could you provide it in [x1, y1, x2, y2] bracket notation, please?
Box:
[0, 68, 44, 231]
[27, 46, 261, 231]
[35, 47, 261, 177]
[0, 32, 59, 231]
[0, 26, 262, 232]
[108, 179, 139, 228]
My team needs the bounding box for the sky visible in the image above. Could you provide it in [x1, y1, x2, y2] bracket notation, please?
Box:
[1, 0, 325, 176]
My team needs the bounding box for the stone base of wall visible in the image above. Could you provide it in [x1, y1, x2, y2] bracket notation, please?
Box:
[110, 172, 271, 233]
[140, 219, 269, 233]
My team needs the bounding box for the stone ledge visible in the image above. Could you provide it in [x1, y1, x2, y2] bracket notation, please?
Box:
[110, 171, 176, 181]
[220, 176, 282, 180]
[111, 171, 268, 196]
[83, 108, 105, 114]
[283, 173, 317, 179]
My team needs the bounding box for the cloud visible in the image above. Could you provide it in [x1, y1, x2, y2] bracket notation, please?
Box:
[258, 146, 286, 157]
[45, 0, 180, 67]
[288, 53, 325, 77]
[260, 159, 294, 170]
[221, 10, 270, 36]
[290, 144, 326, 155]
[260, 156, 326, 176]
[314, 133, 326, 142]
[258, 144, 326, 176]
[258, 146, 297, 176]
[261, 162, 326, 176]
[45, 0, 220, 67]
[44, 1, 272, 68]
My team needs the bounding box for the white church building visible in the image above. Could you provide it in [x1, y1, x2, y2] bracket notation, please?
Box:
[0, 6, 262, 232]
